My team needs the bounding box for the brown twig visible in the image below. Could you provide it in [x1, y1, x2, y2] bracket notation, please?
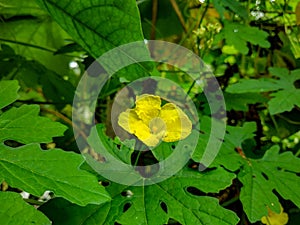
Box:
[169, 0, 187, 33]
[41, 107, 88, 140]
[150, 0, 158, 39]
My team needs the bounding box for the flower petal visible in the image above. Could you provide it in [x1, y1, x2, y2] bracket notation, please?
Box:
[142, 134, 161, 147]
[118, 109, 160, 147]
[261, 205, 288, 225]
[135, 94, 161, 125]
[159, 103, 192, 142]
[118, 109, 139, 134]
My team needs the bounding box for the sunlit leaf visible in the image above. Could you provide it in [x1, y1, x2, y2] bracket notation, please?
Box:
[239, 146, 300, 222]
[40, 168, 238, 225]
[216, 22, 270, 54]
[0, 80, 19, 110]
[0, 144, 111, 206]
[0, 191, 51, 225]
[227, 68, 300, 114]
[213, 0, 248, 20]
[0, 105, 67, 144]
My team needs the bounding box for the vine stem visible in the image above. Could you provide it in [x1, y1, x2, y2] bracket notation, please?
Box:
[16, 100, 71, 105]
[41, 107, 88, 140]
[169, 0, 188, 32]
[134, 150, 143, 167]
[0, 38, 81, 58]
[24, 198, 44, 206]
[270, 113, 280, 135]
[0, 38, 56, 53]
[276, 114, 300, 125]
[221, 196, 239, 207]
[186, 0, 209, 96]
[150, 0, 158, 40]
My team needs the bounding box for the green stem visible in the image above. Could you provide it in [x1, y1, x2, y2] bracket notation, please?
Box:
[185, 1, 209, 96]
[276, 115, 300, 125]
[134, 150, 143, 167]
[0, 38, 80, 57]
[24, 198, 44, 206]
[270, 113, 280, 135]
[0, 38, 56, 53]
[197, 0, 210, 58]
[186, 80, 196, 96]
[221, 196, 239, 207]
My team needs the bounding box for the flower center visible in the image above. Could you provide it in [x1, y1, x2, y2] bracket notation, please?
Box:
[149, 117, 166, 135]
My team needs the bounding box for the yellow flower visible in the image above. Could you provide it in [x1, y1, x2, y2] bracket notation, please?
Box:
[118, 94, 192, 147]
[261, 205, 288, 225]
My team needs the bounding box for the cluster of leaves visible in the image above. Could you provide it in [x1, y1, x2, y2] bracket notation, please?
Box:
[0, 0, 300, 225]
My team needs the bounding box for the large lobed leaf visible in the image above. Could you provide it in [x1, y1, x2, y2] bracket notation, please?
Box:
[40, 167, 238, 225]
[117, 168, 238, 225]
[192, 117, 257, 171]
[213, 0, 248, 20]
[227, 67, 300, 114]
[216, 21, 270, 55]
[224, 93, 267, 111]
[35, 0, 153, 81]
[0, 104, 67, 144]
[35, 0, 145, 58]
[0, 191, 51, 225]
[193, 118, 300, 223]
[239, 145, 300, 222]
[0, 144, 111, 206]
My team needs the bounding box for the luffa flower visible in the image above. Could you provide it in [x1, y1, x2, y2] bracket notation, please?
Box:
[261, 205, 288, 225]
[118, 94, 192, 147]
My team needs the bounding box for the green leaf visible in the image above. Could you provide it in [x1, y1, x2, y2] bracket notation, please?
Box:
[226, 79, 280, 93]
[192, 116, 227, 165]
[227, 68, 300, 114]
[217, 22, 270, 54]
[0, 105, 67, 144]
[39, 168, 238, 225]
[225, 122, 257, 148]
[117, 171, 237, 225]
[0, 80, 20, 110]
[193, 117, 256, 171]
[269, 89, 300, 115]
[212, 122, 256, 171]
[113, 138, 136, 165]
[238, 145, 300, 222]
[89, 124, 134, 165]
[36, 0, 153, 81]
[38, 64, 76, 106]
[39, 198, 102, 225]
[224, 93, 267, 111]
[213, 0, 248, 20]
[286, 28, 300, 59]
[54, 43, 84, 55]
[152, 141, 174, 161]
[268, 68, 300, 114]
[0, 144, 111, 206]
[0, 191, 51, 225]
[0, 49, 75, 107]
[0, 0, 73, 76]
[36, 0, 145, 58]
[0, 0, 47, 18]
[0, 45, 17, 78]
